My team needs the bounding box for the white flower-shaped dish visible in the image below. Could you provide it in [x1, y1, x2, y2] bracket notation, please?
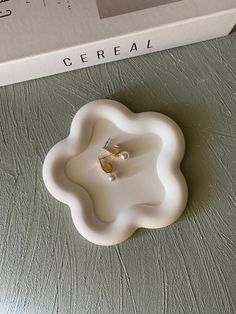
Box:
[43, 99, 188, 246]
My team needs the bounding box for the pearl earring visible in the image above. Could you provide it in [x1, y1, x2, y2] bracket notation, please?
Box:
[103, 138, 129, 160]
[98, 156, 116, 182]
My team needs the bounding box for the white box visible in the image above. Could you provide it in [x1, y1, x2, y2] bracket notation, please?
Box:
[0, 0, 235, 86]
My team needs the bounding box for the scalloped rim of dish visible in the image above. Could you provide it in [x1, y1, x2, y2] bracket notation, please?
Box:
[42, 99, 188, 245]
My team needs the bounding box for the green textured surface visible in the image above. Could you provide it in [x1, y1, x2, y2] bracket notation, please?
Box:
[0, 32, 236, 313]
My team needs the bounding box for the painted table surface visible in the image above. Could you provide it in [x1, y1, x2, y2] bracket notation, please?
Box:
[0, 31, 236, 314]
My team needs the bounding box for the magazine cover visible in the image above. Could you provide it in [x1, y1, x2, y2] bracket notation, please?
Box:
[0, 0, 235, 86]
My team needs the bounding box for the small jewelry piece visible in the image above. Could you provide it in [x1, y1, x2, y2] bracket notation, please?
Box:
[98, 156, 116, 182]
[103, 138, 129, 160]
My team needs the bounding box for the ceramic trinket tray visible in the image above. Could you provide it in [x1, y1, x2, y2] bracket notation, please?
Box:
[43, 100, 188, 245]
